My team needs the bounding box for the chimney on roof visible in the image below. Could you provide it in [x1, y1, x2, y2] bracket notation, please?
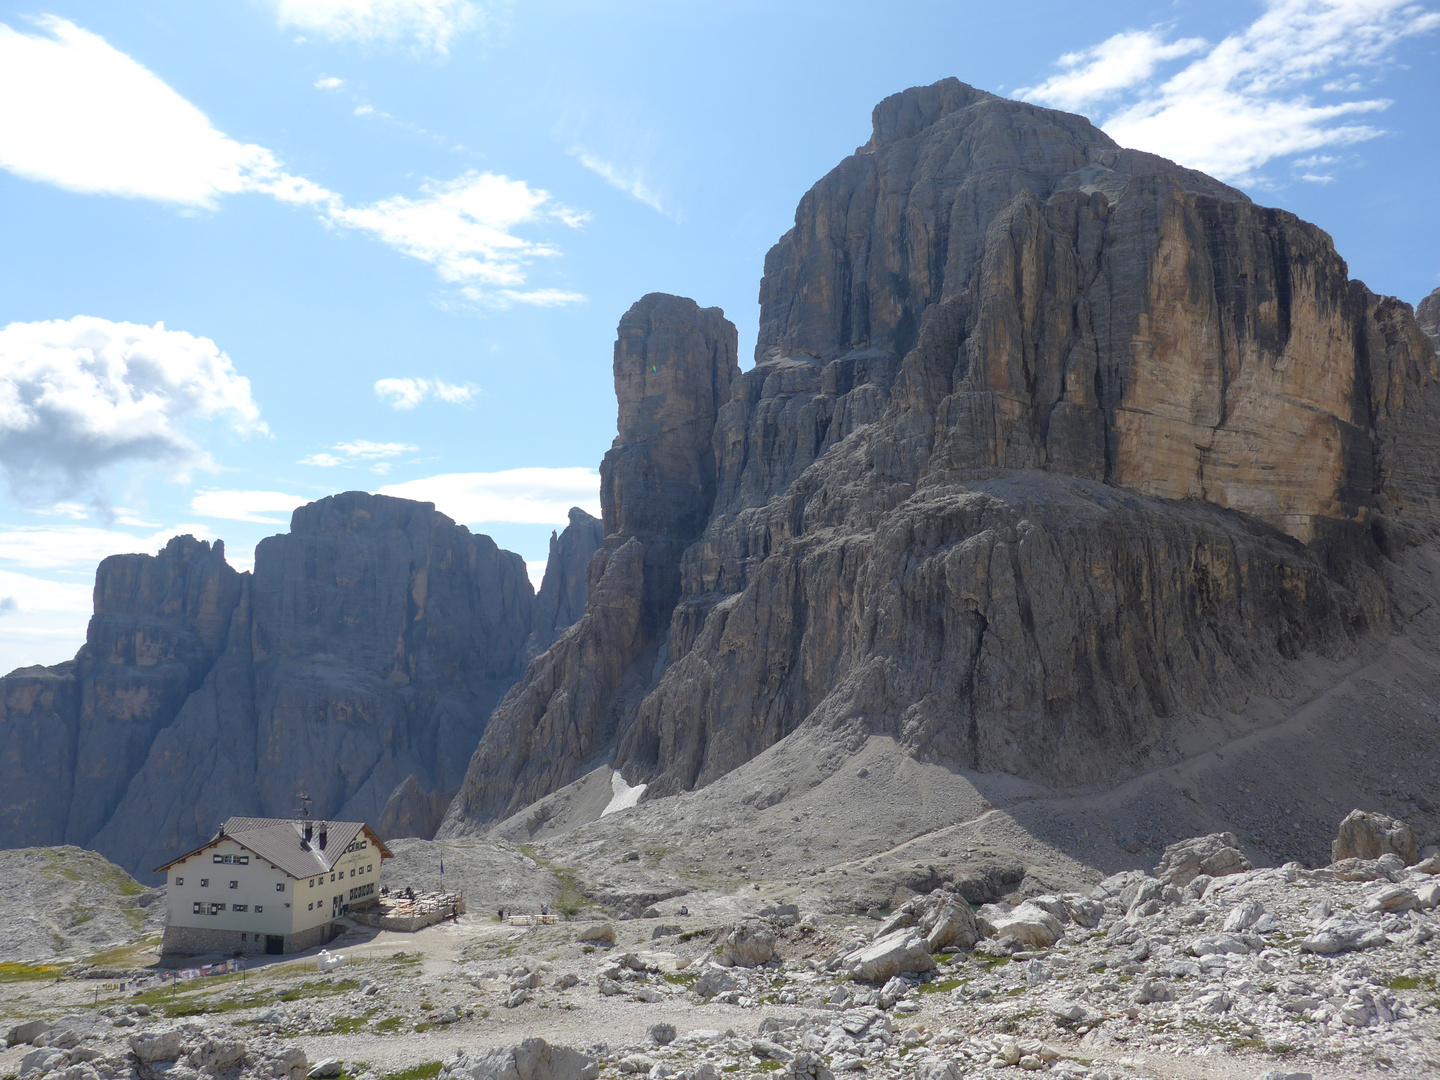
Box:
[318, 823, 328, 850]
[304, 821, 313, 842]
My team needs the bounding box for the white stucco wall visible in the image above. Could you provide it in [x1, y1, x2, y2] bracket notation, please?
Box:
[165, 838, 297, 938]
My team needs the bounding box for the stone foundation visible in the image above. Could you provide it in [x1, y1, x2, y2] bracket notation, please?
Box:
[161, 921, 343, 956]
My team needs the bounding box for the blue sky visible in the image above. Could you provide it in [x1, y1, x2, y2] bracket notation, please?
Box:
[0, 0, 1437, 673]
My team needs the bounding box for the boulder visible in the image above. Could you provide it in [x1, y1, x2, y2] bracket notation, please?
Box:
[129, 1028, 185, 1064]
[442, 1039, 600, 1080]
[691, 964, 739, 1000]
[1364, 885, 1420, 913]
[18, 1048, 66, 1078]
[924, 899, 979, 951]
[1332, 810, 1418, 866]
[1154, 833, 1252, 887]
[577, 923, 616, 945]
[719, 921, 774, 967]
[308, 1060, 343, 1080]
[984, 903, 1064, 949]
[838, 929, 936, 982]
[1300, 915, 1389, 954]
[6, 1021, 51, 1048]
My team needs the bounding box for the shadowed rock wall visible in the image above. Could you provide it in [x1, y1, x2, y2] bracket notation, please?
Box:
[440, 295, 739, 831]
[0, 493, 602, 880]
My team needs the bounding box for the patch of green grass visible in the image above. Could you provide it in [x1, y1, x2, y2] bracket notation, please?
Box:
[39, 849, 146, 897]
[755, 1061, 783, 1072]
[1388, 975, 1422, 991]
[720, 1067, 740, 1074]
[373, 1017, 405, 1034]
[381, 1063, 442, 1080]
[664, 972, 698, 987]
[517, 844, 592, 918]
[975, 955, 1010, 971]
[86, 934, 161, 969]
[0, 962, 65, 982]
[419, 1001, 435, 1011]
[276, 977, 360, 1003]
[917, 978, 962, 994]
[329, 1010, 378, 1034]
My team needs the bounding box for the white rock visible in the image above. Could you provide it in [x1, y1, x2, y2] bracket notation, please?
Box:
[1300, 915, 1388, 954]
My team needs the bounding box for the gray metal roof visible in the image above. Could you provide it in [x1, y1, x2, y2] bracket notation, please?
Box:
[154, 816, 392, 877]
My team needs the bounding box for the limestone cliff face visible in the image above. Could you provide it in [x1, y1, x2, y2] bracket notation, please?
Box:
[444, 79, 1440, 828]
[0, 537, 241, 850]
[525, 508, 604, 660]
[1420, 286, 1440, 350]
[0, 493, 599, 880]
[441, 295, 738, 830]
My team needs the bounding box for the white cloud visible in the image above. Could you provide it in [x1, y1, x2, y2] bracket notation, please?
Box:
[379, 467, 600, 525]
[190, 489, 309, 525]
[374, 377, 478, 408]
[1019, 0, 1440, 183]
[492, 288, 588, 307]
[268, 0, 486, 53]
[0, 316, 266, 504]
[0, 523, 218, 571]
[525, 560, 546, 590]
[570, 148, 668, 215]
[300, 439, 418, 464]
[0, 18, 585, 306]
[0, 16, 328, 209]
[330, 171, 586, 294]
[1018, 30, 1206, 112]
[314, 76, 344, 89]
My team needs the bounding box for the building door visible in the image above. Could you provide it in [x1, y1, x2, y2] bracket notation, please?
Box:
[265, 935, 284, 955]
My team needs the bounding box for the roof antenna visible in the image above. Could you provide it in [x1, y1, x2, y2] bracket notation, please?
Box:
[296, 792, 314, 847]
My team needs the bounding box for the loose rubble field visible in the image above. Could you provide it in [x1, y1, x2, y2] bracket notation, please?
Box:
[3, 818, 1438, 1080]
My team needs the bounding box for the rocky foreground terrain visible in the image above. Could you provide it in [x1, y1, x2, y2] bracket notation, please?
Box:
[2, 813, 1438, 1080]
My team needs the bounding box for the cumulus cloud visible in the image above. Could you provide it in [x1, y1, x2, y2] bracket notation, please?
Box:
[0, 316, 266, 505]
[314, 76, 344, 89]
[570, 148, 668, 215]
[379, 467, 600, 525]
[299, 440, 418, 473]
[0, 16, 329, 209]
[189, 489, 310, 525]
[268, 0, 488, 53]
[1018, 0, 1440, 183]
[0, 523, 217, 571]
[374, 378, 477, 409]
[0, 17, 585, 305]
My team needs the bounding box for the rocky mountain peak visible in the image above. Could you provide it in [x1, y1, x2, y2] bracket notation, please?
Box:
[864, 76, 995, 148]
[441, 79, 1440, 833]
[1420, 285, 1440, 349]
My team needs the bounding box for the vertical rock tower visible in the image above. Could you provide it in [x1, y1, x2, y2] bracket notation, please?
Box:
[441, 295, 739, 829]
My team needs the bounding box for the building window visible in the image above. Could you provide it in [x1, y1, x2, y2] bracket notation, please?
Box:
[330, 873, 335, 882]
[255, 905, 263, 913]
[350, 869, 355, 878]
[308, 902, 313, 910]
[309, 879, 315, 888]
[367, 864, 372, 872]
[236, 856, 249, 865]
[230, 881, 238, 889]
[276, 882, 285, 892]
[200, 878, 209, 887]
[192, 902, 202, 914]
[175, 877, 184, 886]
[213, 854, 224, 863]
[233, 904, 247, 912]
